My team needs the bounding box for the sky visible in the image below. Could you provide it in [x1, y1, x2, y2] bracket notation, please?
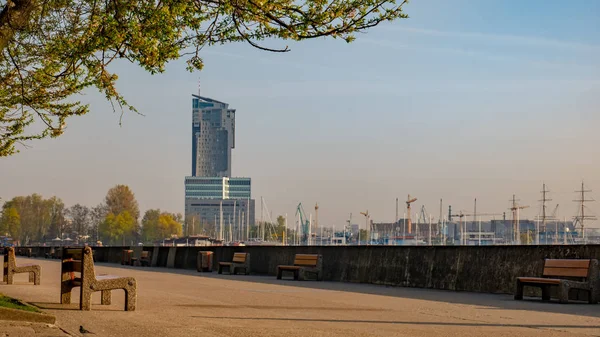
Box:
[1, 0, 599, 229]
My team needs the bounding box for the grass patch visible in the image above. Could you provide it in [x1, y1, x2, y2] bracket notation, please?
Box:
[0, 294, 40, 313]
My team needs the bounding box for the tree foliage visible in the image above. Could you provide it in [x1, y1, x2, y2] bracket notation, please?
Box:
[142, 209, 182, 243]
[99, 211, 136, 245]
[0, 206, 21, 238]
[0, 187, 183, 245]
[0, 193, 65, 244]
[66, 203, 90, 239]
[105, 184, 140, 220]
[0, 0, 409, 156]
[89, 203, 108, 242]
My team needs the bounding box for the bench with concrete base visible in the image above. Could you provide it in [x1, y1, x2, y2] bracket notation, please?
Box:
[61, 246, 137, 311]
[276, 254, 323, 281]
[16, 247, 32, 257]
[139, 251, 151, 267]
[515, 259, 599, 304]
[218, 252, 250, 275]
[2, 247, 40, 285]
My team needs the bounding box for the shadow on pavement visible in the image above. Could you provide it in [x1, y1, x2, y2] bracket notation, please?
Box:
[176, 304, 390, 311]
[23, 257, 600, 319]
[190, 315, 600, 329]
[30, 302, 122, 311]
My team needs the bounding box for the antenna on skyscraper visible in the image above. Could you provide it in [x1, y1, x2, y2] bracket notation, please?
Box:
[197, 77, 201, 96]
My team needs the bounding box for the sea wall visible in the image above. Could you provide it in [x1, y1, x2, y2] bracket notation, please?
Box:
[24, 245, 600, 296]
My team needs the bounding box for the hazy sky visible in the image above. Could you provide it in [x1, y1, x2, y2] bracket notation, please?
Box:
[1, 0, 599, 228]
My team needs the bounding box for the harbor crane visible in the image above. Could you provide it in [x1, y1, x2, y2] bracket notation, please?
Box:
[295, 203, 310, 244]
[360, 210, 370, 244]
[406, 195, 417, 234]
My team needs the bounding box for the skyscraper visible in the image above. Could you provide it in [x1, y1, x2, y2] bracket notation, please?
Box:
[192, 95, 235, 177]
[185, 94, 255, 239]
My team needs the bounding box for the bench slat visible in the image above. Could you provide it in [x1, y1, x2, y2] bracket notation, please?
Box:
[544, 259, 590, 269]
[543, 267, 589, 278]
[96, 275, 123, 281]
[294, 261, 318, 266]
[294, 257, 318, 261]
[63, 249, 83, 260]
[295, 254, 319, 259]
[232, 253, 247, 263]
[517, 277, 561, 284]
[293, 254, 319, 266]
[63, 260, 83, 273]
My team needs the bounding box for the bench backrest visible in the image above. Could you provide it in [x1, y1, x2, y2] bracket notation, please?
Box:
[293, 254, 319, 267]
[141, 251, 150, 259]
[543, 259, 591, 278]
[3, 247, 15, 271]
[62, 246, 96, 281]
[232, 253, 247, 263]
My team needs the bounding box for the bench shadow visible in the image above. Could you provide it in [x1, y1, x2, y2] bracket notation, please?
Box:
[30, 302, 123, 311]
[22, 257, 600, 319]
[176, 304, 390, 311]
[189, 315, 600, 330]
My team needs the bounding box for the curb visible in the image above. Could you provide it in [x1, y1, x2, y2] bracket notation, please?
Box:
[0, 306, 56, 324]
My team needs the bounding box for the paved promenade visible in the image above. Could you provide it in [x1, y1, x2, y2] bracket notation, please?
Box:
[1, 257, 599, 336]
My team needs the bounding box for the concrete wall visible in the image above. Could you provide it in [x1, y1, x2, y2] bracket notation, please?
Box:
[23, 245, 600, 297]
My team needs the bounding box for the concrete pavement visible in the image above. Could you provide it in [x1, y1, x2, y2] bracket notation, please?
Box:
[1, 257, 599, 336]
[0, 321, 71, 337]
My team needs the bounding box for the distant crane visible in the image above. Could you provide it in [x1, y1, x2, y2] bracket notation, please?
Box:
[406, 195, 417, 234]
[449, 211, 501, 245]
[418, 205, 430, 239]
[295, 203, 310, 244]
[509, 195, 529, 244]
[360, 210, 370, 245]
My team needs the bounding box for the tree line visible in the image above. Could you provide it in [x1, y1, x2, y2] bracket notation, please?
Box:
[0, 185, 182, 246]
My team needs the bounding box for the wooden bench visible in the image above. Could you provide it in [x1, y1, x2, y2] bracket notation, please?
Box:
[2, 247, 40, 285]
[276, 254, 323, 281]
[17, 247, 32, 257]
[139, 251, 151, 267]
[121, 249, 134, 265]
[515, 259, 599, 304]
[218, 253, 250, 275]
[61, 246, 137, 311]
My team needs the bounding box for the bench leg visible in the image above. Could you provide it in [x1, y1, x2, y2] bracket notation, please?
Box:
[218, 264, 223, 274]
[60, 282, 72, 304]
[6, 271, 13, 285]
[276, 267, 282, 280]
[294, 270, 300, 281]
[125, 280, 137, 311]
[558, 283, 569, 304]
[514, 281, 524, 300]
[541, 285, 551, 301]
[101, 290, 112, 305]
[232, 266, 237, 275]
[589, 290, 598, 304]
[80, 287, 92, 311]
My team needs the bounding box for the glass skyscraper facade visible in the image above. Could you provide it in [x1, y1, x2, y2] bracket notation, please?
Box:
[184, 177, 251, 199]
[192, 95, 235, 177]
[185, 94, 255, 232]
